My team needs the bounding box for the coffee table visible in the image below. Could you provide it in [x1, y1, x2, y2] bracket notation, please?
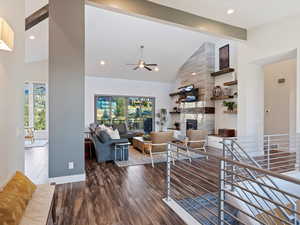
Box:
[132, 137, 151, 155]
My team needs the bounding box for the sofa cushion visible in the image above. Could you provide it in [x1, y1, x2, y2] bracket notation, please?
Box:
[0, 191, 27, 225]
[97, 130, 112, 143]
[89, 123, 98, 132]
[3, 171, 37, 202]
[19, 184, 55, 225]
[114, 123, 127, 136]
[106, 128, 120, 139]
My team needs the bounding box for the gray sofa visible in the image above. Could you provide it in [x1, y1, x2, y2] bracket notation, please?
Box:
[89, 123, 129, 163]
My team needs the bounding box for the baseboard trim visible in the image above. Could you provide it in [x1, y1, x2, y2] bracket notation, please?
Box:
[49, 173, 86, 185]
[163, 198, 202, 225]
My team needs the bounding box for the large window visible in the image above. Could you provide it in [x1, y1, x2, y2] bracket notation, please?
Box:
[95, 95, 155, 131]
[24, 82, 47, 131]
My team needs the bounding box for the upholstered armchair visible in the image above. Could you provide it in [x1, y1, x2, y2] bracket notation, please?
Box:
[145, 131, 174, 167]
[185, 130, 208, 155]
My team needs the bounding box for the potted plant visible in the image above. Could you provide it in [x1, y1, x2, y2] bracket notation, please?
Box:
[223, 101, 237, 112]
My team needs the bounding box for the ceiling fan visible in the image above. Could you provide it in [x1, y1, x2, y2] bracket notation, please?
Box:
[127, 45, 158, 71]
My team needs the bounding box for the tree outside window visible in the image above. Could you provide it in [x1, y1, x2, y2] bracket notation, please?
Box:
[24, 82, 47, 131]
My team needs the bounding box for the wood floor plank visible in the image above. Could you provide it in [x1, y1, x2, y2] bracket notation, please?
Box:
[50, 161, 186, 225]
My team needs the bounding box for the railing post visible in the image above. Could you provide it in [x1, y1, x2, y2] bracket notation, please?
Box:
[229, 139, 235, 191]
[219, 143, 225, 225]
[267, 135, 270, 170]
[166, 143, 171, 201]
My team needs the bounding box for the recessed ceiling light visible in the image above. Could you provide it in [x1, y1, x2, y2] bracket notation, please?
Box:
[100, 60, 106, 65]
[191, 72, 197, 76]
[227, 9, 235, 15]
[154, 67, 159, 72]
[29, 35, 35, 40]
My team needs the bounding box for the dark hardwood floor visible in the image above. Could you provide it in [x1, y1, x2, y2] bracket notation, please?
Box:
[50, 160, 186, 225]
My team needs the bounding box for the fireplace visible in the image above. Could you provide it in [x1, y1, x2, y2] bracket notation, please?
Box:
[186, 119, 197, 130]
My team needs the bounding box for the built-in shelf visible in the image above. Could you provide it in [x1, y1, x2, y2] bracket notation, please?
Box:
[169, 111, 181, 114]
[211, 68, 235, 77]
[181, 107, 215, 114]
[224, 110, 237, 114]
[211, 96, 234, 101]
[224, 80, 238, 86]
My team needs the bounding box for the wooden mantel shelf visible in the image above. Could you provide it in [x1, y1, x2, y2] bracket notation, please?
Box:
[211, 68, 235, 77]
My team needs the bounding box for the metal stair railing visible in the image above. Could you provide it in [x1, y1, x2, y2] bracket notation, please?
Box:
[223, 139, 298, 224]
[164, 141, 300, 225]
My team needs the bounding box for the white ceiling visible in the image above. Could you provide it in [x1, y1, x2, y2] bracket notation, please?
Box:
[150, 0, 300, 29]
[26, 0, 300, 29]
[26, 5, 223, 82]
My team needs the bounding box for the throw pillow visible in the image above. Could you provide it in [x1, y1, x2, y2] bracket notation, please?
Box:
[0, 191, 27, 225]
[107, 129, 120, 139]
[3, 171, 37, 202]
[98, 130, 112, 143]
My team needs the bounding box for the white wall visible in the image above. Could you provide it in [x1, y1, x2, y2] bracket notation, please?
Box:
[264, 59, 297, 135]
[237, 14, 300, 141]
[25, 60, 48, 83]
[0, 0, 25, 185]
[85, 76, 173, 129]
[214, 40, 238, 133]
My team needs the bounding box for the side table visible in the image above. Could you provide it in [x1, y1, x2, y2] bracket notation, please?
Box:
[114, 142, 130, 161]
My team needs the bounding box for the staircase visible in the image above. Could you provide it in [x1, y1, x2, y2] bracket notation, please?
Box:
[223, 139, 299, 225]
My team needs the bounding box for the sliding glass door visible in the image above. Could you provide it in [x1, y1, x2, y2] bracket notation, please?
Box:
[95, 95, 155, 131]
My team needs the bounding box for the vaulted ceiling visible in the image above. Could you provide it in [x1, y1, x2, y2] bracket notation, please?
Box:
[26, 5, 224, 82]
[26, 0, 300, 82]
[150, 0, 300, 29]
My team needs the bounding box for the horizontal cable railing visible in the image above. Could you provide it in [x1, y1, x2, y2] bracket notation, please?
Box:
[229, 134, 300, 173]
[165, 141, 300, 225]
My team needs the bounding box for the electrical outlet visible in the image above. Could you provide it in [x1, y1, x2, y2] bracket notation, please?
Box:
[68, 162, 74, 170]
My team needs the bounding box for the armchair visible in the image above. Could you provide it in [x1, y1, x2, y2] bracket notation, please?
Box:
[145, 131, 174, 167]
[184, 129, 208, 162]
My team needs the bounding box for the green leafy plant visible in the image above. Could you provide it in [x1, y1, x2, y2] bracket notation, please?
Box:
[223, 101, 237, 112]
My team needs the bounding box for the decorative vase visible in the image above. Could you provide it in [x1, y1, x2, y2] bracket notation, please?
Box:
[213, 86, 223, 97]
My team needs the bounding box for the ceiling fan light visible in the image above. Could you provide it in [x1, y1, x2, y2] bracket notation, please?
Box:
[154, 67, 159, 72]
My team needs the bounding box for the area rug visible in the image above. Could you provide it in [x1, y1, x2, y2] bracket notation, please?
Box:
[115, 146, 204, 167]
[177, 193, 239, 225]
[25, 140, 48, 149]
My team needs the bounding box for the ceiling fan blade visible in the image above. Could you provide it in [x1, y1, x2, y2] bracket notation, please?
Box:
[145, 66, 152, 71]
[145, 64, 157, 66]
[133, 66, 139, 70]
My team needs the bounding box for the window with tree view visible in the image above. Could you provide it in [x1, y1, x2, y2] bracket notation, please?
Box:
[95, 95, 154, 132]
[24, 82, 47, 131]
[33, 84, 46, 130]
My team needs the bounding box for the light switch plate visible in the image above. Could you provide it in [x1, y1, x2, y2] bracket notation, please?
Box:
[68, 162, 74, 170]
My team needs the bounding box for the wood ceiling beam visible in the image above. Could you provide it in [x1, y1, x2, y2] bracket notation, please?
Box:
[25, 4, 49, 31]
[87, 0, 247, 40]
[26, 0, 247, 40]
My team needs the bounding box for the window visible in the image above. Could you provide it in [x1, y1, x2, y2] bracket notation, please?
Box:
[24, 83, 30, 127]
[33, 83, 46, 130]
[95, 95, 155, 131]
[24, 82, 47, 131]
